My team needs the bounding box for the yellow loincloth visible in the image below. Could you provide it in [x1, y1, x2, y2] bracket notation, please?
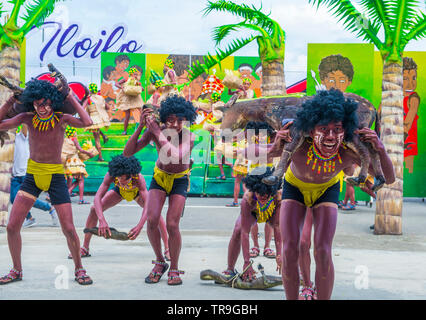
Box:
[285, 166, 344, 207]
[26, 159, 65, 191]
[153, 166, 190, 195]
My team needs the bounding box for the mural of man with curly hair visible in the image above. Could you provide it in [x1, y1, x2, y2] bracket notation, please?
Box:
[403, 57, 420, 173]
[318, 54, 354, 92]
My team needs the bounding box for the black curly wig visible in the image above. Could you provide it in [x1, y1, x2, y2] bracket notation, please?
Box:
[294, 89, 359, 141]
[243, 167, 282, 196]
[108, 155, 142, 177]
[21, 79, 64, 112]
[245, 121, 275, 136]
[159, 95, 197, 124]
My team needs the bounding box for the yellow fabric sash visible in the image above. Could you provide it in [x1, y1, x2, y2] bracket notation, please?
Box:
[153, 166, 190, 195]
[119, 188, 139, 202]
[285, 166, 343, 207]
[26, 159, 65, 191]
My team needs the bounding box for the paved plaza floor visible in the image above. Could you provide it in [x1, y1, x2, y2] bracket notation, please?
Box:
[0, 196, 425, 300]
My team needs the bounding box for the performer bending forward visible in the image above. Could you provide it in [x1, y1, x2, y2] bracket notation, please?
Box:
[0, 79, 94, 285]
[124, 95, 197, 286]
[72, 155, 170, 260]
[223, 167, 282, 281]
[275, 89, 395, 299]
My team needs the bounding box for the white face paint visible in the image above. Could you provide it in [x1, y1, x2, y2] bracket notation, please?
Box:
[311, 122, 345, 158]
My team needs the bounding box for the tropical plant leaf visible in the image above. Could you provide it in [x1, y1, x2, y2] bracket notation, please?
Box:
[187, 35, 256, 81]
[388, 0, 421, 44]
[204, 0, 276, 35]
[308, 0, 384, 50]
[20, 0, 64, 29]
[359, 0, 392, 38]
[401, 11, 426, 48]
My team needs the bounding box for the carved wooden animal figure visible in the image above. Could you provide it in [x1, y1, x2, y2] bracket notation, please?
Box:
[220, 93, 386, 191]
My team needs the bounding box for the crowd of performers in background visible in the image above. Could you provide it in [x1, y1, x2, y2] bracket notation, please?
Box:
[0, 55, 397, 300]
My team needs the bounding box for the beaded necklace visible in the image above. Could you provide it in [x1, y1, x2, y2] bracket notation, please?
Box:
[255, 197, 275, 223]
[306, 141, 342, 174]
[32, 112, 60, 132]
[114, 176, 139, 201]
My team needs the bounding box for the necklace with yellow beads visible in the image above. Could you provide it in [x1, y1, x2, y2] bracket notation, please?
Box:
[32, 112, 61, 132]
[306, 141, 342, 174]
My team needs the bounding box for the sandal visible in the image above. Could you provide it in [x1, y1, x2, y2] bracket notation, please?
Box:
[216, 174, 226, 180]
[299, 286, 316, 300]
[78, 199, 90, 205]
[74, 268, 93, 285]
[263, 247, 276, 259]
[69, 192, 78, 197]
[250, 247, 260, 258]
[68, 247, 91, 259]
[0, 268, 22, 285]
[167, 269, 184, 286]
[341, 203, 355, 211]
[164, 249, 171, 262]
[145, 260, 169, 284]
[226, 201, 239, 207]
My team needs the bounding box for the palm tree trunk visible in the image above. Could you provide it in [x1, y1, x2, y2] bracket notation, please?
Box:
[0, 46, 20, 226]
[374, 62, 404, 235]
[261, 59, 286, 96]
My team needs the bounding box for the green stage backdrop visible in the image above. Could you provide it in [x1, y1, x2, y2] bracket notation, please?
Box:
[308, 43, 426, 197]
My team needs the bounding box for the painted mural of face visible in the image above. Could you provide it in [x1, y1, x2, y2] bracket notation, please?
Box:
[310, 121, 345, 158]
[403, 69, 417, 96]
[322, 70, 351, 92]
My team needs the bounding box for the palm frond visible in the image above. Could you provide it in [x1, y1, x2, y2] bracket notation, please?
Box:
[204, 0, 275, 35]
[388, 0, 421, 43]
[400, 11, 426, 48]
[359, 0, 392, 38]
[187, 35, 257, 82]
[308, 0, 384, 50]
[20, 0, 64, 29]
[212, 22, 247, 45]
[4, 0, 26, 30]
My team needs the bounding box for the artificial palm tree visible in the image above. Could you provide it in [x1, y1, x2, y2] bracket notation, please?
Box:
[0, 0, 65, 225]
[309, 0, 426, 235]
[187, 0, 287, 96]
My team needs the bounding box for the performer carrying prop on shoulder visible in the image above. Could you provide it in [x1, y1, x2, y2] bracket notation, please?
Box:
[70, 155, 170, 261]
[123, 95, 197, 286]
[223, 167, 282, 282]
[0, 78, 94, 285]
[272, 89, 395, 299]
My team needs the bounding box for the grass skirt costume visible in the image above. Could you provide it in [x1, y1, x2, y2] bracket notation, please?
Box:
[116, 78, 143, 111]
[85, 94, 111, 131]
[62, 136, 88, 178]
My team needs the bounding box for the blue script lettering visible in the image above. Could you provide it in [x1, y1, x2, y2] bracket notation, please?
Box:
[35, 22, 143, 61]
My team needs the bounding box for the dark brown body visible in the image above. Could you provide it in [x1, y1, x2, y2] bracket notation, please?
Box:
[220, 92, 385, 190]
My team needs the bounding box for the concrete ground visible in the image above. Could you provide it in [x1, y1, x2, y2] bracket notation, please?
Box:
[0, 195, 425, 300]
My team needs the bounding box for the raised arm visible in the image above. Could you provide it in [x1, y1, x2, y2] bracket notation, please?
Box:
[123, 108, 153, 157]
[62, 92, 93, 128]
[355, 127, 395, 184]
[0, 95, 17, 122]
[0, 112, 28, 131]
[149, 121, 195, 162]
